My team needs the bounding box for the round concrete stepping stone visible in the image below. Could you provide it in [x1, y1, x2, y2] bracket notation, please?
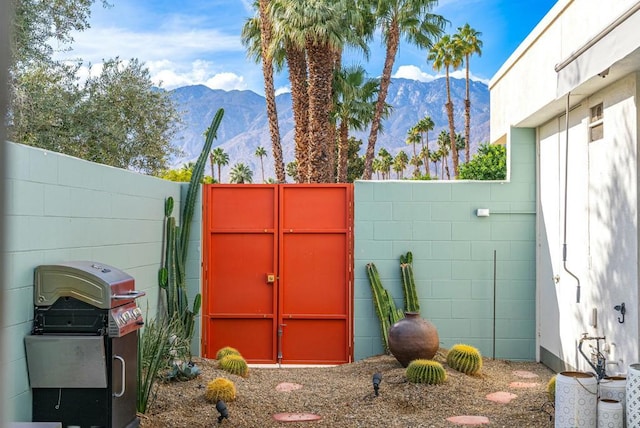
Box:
[486, 391, 518, 403]
[509, 381, 540, 388]
[276, 382, 303, 392]
[446, 415, 490, 425]
[272, 413, 322, 422]
[512, 370, 539, 378]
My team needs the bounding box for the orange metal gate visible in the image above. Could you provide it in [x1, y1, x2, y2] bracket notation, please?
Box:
[202, 184, 353, 364]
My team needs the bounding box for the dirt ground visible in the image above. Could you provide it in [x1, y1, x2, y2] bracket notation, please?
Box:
[138, 350, 557, 427]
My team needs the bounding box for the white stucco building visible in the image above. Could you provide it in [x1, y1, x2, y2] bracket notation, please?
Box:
[491, 0, 640, 374]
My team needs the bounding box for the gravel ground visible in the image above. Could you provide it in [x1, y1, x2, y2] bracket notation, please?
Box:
[139, 350, 557, 427]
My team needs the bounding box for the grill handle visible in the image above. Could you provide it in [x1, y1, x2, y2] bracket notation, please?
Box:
[113, 355, 126, 398]
[112, 290, 146, 300]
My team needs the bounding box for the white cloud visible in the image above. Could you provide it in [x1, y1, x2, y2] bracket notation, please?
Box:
[205, 73, 247, 91]
[274, 86, 290, 96]
[393, 65, 437, 82]
[393, 64, 490, 85]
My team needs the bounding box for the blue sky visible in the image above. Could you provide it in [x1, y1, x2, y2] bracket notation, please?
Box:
[58, 0, 558, 94]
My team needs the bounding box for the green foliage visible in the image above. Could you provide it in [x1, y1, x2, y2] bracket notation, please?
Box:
[137, 314, 172, 414]
[229, 162, 254, 183]
[218, 354, 250, 377]
[9, 58, 180, 175]
[205, 378, 237, 403]
[406, 359, 447, 385]
[458, 143, 507, 180]
[216, 346, 242, 360]
[446, 344, 483, 375]
[11, 0, 109, 66]
[366, 263, 403, 352]
[400, 251, 420, 313]
[160, 167, 214, 183]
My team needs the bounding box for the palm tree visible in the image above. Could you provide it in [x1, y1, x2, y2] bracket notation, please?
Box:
[210, 147, 229, 183]
[378, 148, 393, 179]
[453, 24, 482, 165]
[372, 157, 383, 179]
[241, 5, 286, 183]
[333, 65, 379, 182]
[429, 148, 440, 178]
[229, 163, 254, 184]
[255, 146, 268, 182]
[410, 154, 423, 178]
[405, 127, 421, 177]
[269, 0, 349, 183]
[393, 150, 408, 179]
[414, 115, 434, 176]
[362, 0, 447, 179]
[429, 35, 462, 177]
[436, 129, 451, 179]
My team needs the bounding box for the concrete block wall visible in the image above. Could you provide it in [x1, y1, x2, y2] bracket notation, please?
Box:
[2, 142, 201, 422]
[353, 129, 537, 361]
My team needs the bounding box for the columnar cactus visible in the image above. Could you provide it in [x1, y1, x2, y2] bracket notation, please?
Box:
[366, 263, 403, 352]
[400, 251, 420, 313]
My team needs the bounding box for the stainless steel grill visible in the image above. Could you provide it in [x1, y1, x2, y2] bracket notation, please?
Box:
[26, 261, 145, 428]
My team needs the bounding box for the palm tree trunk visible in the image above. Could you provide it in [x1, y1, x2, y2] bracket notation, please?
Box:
[363, 19, 399, 180]
[258, 0, 286, 183]
[464, 54, 471, 164]
[445, 68, 458, 177]
[306, 41, 334, 183]
[286, 44, 310, 183]
[337, 120, 349, 182]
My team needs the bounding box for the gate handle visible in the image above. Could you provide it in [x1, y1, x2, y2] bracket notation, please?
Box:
[113, 355, 126, 397]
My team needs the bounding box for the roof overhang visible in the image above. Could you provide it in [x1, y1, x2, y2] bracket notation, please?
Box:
[517, 2, 640, 128]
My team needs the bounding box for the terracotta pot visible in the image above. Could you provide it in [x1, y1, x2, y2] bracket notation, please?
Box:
[387, 312, 439, 367]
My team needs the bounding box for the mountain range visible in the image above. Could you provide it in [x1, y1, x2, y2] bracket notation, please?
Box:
[168, 77, 490, 182]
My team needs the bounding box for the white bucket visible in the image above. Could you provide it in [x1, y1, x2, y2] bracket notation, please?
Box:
[554, 371, 598, 428]
[599, 376, 626, 427]
[626, 364, 640, 427]
[597, 398, 623, 428]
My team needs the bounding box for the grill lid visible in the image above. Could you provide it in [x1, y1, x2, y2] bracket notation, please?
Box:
[34, 261, 143, 309]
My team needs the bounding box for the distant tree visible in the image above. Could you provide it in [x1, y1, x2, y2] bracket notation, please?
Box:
[230, 162, 254, 184]
[377, 148, 393, 179]
[210, 147, 230, 183]
[436, 129, 451, 179]
[332, 65, 379, 183]
[453, 24, 483, 164]
[363, 0, 447, 179]
[429, 149, 440, 178]
[9, 1, 180, 175]
[405, 127, 421, 177]
[345, 137, 365, 183]
[393, 150, 409, 179]
[410, 154, 423, 178]
[414, 115, 434, 176]
[286, 161, 299, 183]
[10, 58, 180, 175]
[429, 34, 462, 177]
[160, 166, 214, 183]
[459, 142, 506, 180]
[255, 146, 268, 182]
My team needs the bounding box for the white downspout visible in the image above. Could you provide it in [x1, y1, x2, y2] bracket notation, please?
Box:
[562, 92, 581, 303]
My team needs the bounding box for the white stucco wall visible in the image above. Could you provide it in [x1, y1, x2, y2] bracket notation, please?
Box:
[492, 0, 640, 373]
[537, 73, 639, 373]
[490, 0, 640, 141]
